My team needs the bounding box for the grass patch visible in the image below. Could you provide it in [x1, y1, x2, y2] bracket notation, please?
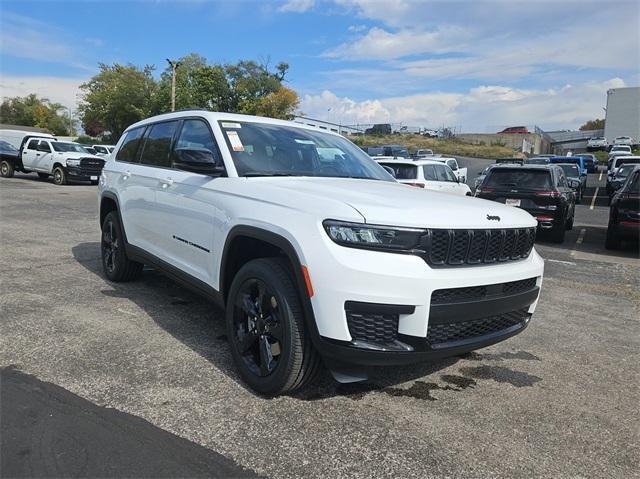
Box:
[349, 134, 516, 159]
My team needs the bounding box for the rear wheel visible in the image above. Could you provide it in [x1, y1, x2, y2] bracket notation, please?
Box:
[0, 160, 14, 178]
[550, 219, 566, 243]
[52, 166, 67, 185]
[565, 214, 574, 230]
[605, 222, 621, 250]
[101, 211, 143, 281]
[226, 258, 321, 396]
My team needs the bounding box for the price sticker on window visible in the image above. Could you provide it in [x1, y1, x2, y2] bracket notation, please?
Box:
[226, 131, 245, 152]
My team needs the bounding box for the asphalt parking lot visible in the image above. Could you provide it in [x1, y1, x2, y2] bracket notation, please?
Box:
[1, 167, 639, 478]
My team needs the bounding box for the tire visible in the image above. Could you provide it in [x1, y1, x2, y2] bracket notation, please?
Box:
[605, 223, 621, 250]
[575, 189, 581, 204]
[101, 211, 143, 282]
[0, 160, 14, 178]
[52, 166, 67, 185]
[37, 172, 49, 179]
[565, 214, 574, 231]
[550, 220, 566, 243]
[226, 258, 322, 396]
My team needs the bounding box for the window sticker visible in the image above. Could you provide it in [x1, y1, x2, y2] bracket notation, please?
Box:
[221, 122, 242, 129]
[226, 131, 245, 152]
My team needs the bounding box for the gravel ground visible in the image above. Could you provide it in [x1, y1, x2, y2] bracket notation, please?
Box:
[1, 171, 638, 478]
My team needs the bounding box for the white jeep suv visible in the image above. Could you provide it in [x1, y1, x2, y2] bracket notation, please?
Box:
[98, 111, 544, 395]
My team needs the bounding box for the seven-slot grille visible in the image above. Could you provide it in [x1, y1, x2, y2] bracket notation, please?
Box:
[426, 309, 529, 346]
[431, 277, 537, 304]
[79, 157, 105, 174]
[423, 227, 535, 266]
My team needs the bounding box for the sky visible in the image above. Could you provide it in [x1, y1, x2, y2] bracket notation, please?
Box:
[0, 0, 638, 132]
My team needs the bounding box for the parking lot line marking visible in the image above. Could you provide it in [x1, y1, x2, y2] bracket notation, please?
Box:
[590, 187, 599, 210]
[570, 228, 586, 257]
[598, 170, 603, 181]
[547, 259, 576, 265]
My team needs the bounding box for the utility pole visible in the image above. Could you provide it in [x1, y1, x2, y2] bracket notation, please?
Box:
[67, 107, 73, 135]
[166, 59, 180, 112]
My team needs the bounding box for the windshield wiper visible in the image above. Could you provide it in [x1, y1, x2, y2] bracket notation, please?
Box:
[242, 171, 297, 177]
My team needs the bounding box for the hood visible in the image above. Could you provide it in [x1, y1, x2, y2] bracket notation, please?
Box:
[54, 151, 103, 160]
[241, 177, 537, 229]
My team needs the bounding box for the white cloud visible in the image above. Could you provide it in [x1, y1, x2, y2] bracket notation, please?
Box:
[347, 24, 367, 33]
[278, 0, 315, 13]
[0, 13, 96, 71]
[324, 26, 467, 60]
[300, 78, 626, 131]
[0, 75, 87, 109]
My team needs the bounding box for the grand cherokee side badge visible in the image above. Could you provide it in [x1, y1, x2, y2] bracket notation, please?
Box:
[486, 214, 500, 221]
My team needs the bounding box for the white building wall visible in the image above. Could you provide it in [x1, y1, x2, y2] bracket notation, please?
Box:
[604, 87, 640, 145]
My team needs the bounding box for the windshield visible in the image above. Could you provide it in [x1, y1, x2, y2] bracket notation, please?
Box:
[616, 165, 635, 178]
[51, 142, 88, 153]
[485, 169, 552, 190]
[219, 121, 393, 180]
[379, 162, 416, 180]
[559, 164, 579, 177]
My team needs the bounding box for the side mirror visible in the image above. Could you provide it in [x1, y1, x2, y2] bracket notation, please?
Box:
[173, 148, 225, 176]
[382, 165, 396, 178]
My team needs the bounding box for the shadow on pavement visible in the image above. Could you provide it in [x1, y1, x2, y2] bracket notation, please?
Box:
[0, 366, 260, 478]
[71, 242, 460, 399]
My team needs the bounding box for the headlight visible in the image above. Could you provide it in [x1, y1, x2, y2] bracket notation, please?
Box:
[66, 159, 80, 167]
[323, 220, 426, 253]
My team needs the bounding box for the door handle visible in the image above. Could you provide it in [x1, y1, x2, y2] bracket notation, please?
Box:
[122, 170, 131, 180]
[160, 177, 174, 188]
[35, 153, 40, 156]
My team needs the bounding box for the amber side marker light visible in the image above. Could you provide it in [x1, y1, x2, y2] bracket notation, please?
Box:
[301, 265, 314, 298]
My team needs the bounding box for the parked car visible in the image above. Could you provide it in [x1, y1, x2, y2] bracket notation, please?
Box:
[92, 144, 116, 157]
[377, 159, 472, 196]
[556, 163, 585, 203]
[613, 136, 634, 147]
[606, 165, 640, 249]
[475, 164, 575, 242]
[98, 110, 544, 395]
[428, 157, 467, 183]
[498, 126, 529, 134]
[608, 145, 632, 159]
[364, 123, 392, 135]
[0, 135, 105, 184]
[496, 158, 524, 165]
[587, 137, 608, 150]
[607, 163, 637, 199]
[422, 128, 439, 138]
[83, 146, 99, 155]
[365, 146, 383, 156]
[549, 156, 587, 189]
[575, 154, 598, 173]
[474, 164, 495, 190]
[607, 156, 640, 195]
[414, 149, 435, 158]
[381, 144, 409, 158]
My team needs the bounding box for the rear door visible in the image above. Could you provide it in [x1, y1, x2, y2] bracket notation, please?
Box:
[434, 163, 459, 194]
[422, 164, 443, 192]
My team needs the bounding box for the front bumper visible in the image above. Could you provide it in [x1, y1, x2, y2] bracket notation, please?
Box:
[66, 165, 102, 182]
[307, 234, 544, 365]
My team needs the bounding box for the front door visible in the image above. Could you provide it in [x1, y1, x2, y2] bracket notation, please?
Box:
[32, 140, 53, 172]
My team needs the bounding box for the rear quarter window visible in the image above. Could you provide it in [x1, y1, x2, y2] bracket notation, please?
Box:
[116, 127, 146, 163]
[381, 163, 417, 180]
[485, 169, 552, 189]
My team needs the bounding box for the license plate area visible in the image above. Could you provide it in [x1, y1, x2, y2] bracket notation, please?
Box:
[505, 198, 521, 207]
[90, 176, 98, 180]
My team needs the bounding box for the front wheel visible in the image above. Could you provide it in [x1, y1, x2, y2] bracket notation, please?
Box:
[226, 258, 321, 396]
[0, 160, 14, 178]
[52, 166, 67, 185]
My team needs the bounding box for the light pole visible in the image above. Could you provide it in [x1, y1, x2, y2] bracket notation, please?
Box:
[166, 59, 180, 112]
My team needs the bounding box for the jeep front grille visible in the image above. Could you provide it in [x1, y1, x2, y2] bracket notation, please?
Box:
[431, 277, 538, 304]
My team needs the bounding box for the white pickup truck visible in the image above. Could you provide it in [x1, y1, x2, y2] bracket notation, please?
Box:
[0, 132, 106, 185]
[428, 156, 468, 184]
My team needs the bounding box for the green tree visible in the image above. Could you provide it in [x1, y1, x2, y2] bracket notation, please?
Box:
[78, 63, 157, 139]
[254, 86, 299, 120]
[0, 94, 72, 135]
[579, 118, 605, 131]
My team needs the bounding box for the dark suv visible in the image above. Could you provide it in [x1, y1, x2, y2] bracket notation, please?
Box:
[475, 165, 575, 243]
[606, 165, 640, 249]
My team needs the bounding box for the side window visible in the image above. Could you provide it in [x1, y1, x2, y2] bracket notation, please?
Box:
[423, 165, 437, 180]
[95, 146, 106, 154]
[172, 119, 223, 171]
[446, 159, 458, 171]
[38, 141, 52, 153]
[435, 164, 455, 182]
[27, 139, 39, 150]
[557, 171, 567, 188]
[139, 121, 179, 168]
[116, 127, 146, 163]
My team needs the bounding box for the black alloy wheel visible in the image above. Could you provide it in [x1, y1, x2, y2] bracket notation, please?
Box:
[100, 211, 143, 282]
[232, 278, 283, 377]
[102, 216, 119, 276]
[226, 258, 321, 395]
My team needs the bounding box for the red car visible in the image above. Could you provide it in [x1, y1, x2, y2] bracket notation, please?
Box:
[499, 126, 529, 134]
